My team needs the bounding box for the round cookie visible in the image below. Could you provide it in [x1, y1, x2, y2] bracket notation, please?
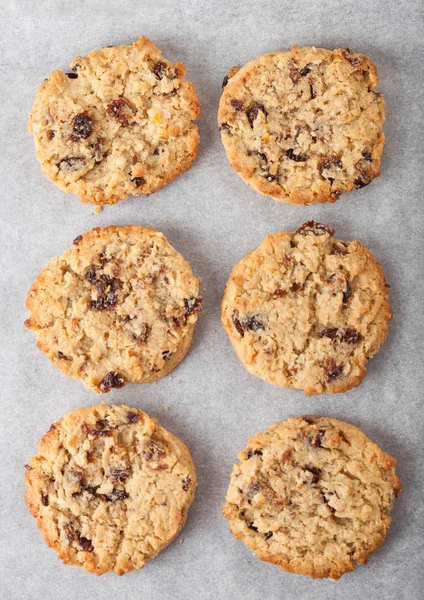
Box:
[218, 46, 385, 205]
[221, 221, 391, 395]
[25, 225, 202, 393]
[28, 36, 201, 205]
[223, 415, 401, 579]
[25, 404, 197, 575]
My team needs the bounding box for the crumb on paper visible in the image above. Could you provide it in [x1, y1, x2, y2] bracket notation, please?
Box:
[163, 405, 169, 412]
[91, 206, 103, 215]
[179, 538, 184, 545]
[178, 379, 183, 385]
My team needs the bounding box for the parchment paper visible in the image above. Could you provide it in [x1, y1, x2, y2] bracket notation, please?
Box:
[0, 1, 423, 599]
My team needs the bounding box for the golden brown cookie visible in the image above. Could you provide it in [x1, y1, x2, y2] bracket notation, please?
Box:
[218, 46, 385, 205]
[223, 415, 401, 579]
[29, 36, 201, 204]
[221, 221, 391, 394]
[25, 225, 202, 393]
[25, 403, 197, 575]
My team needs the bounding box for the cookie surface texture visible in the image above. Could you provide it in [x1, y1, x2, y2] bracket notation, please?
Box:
[25, 225, 202, 392]
[221, 221, 391, 394]
[29, 36, 201, 204]
[218, 46, 384, 204]
[223, 415, 401, 579]
[25, 404, 197, 575]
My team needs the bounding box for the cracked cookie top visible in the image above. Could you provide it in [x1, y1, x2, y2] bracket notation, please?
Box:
[223, 416, 401, 579]
[29, 36, 201, 205]
[25, 404, 196, 575]
[218, 46, 385, 205]
[25, 225, 202, 393]
[221, 221, 391, 394]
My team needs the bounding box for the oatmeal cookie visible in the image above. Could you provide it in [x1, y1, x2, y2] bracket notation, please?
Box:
[223, 415, 401, 579]
[29, 36, 201, 204]
[25, 225, 202, 393]
[221, 221, 391, 394]
[25, 403, 197, 575]
[219, 46, 384, 204]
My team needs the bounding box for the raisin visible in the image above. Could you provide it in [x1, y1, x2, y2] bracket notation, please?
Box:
[244, 316, 264, 331]
[246, 104, 266, 127]
[324, 358, 344, 383]
[222, 75, 229, 89]
[264, 531, 273, 540]
[81, 422, 112, 437]
[341, 328, 359, 344]
[93, 141, 103, 161]
[48, 130, 55, 140]
[109, 469, 130, 484]
[354, 177, 371, 189]
[310, 430, 326, 448]
[58, 157, 85, 172]
[299, 65, 312, 76]
[230, 99, 243, 111]
[105, 98, 132, 126]
[144, 439, 166, 461]
[232, 312, 245, 337]
[78, 536, 94, 552]
[273, 289, 286, 298]
[288, 61, 300, 84]
[291, 283, 302, 292]
[305, 466, 321, 484]
[153, 61, 167, 79]
[41, 493, 49, 506]
[89, 274, 121, 311]
[162, 351, 172, 361]
[127, 412, 139, 425]
[96, 418, 109, 430]
[25, 464, 33, 471]
[135, 323, 150, 345]
[247, 105, 259, 126]
[247, 449, 263, 459]
[281, 449, 292, 464]
[343, 48, 365, 68]
[105, 488, 129, 502]
[332, 243, 347, 256]
[86, 266, 97, 283]
[66, 72, 78, 79]
[318, 328, 339, 340]
[184, 297, 203, 317]
[182, 476, 191, 492]
[322, 156, 342, 170]
[295, 221, 334, 237]
[286, 149, 307, 162]
[71, 113, 93, 140]
[332, 190, 342, 200]
[246, 482, 261, 501]
[98, 371, 125, 392]
[247, 523, 258, 532]
[232, 312, 264, 336]
[131, 176, 145, 187]
[91, 293, 118, 311]
[219, 122, 231, 133]
[310, 83, 317, 99]
[362, 152, 372, 162]
[342, 280, 352, 303]
[57, 351, 70, 360]
[73, 235, 83, 245]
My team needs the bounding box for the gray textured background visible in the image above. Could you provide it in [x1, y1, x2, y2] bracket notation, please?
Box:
[1, 1, 423, 599]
